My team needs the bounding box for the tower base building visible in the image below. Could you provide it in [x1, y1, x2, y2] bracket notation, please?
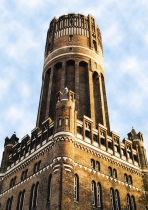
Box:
[0, 13, 148, 210]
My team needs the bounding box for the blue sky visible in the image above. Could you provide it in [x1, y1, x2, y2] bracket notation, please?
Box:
[0, 0, 148, 161]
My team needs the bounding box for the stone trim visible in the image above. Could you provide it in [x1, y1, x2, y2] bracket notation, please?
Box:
[0, 155, 143, 198]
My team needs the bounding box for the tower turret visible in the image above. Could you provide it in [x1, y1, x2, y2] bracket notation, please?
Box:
[128, 127, 147, 169]
[0, 133, 19, 172]
[54, 87, 76, 134]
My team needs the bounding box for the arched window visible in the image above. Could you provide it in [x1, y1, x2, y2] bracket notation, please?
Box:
[10, 179, 13, 188]
[128, 175, 132, 185]
[92, 181, 96, 206]
[131, 195, 136, 210]
[91, 159, 95, 169]
[115, 190, 120, 210]
[10, 177, 16, 188]
[13, 176, 16, 186]
[33, 182, 39, 209]
[6, 198, 10, 210]
[97, 183, 102, 208]
[20, 190, 25, 210]
[34, 163, 38, 173]
[113, 169, 117, 179]
[96, 161, 100, 171]
[29, 182, 39, 210]
[6, 196, 13, 210]
[110, 188, 115, 210]
[25, 169, 28, 179]
[34, 161, 41, 173]
[127, 194, 131, 210]
[17, 192, 22, 210]
[93, 40, 97, 51]
[108, 167, 112, 177]
[47, 175, 52, 204]
[124, 173, 128, 183]
[21, 169, 28, 181]
[37, 161, 41, 171]
[21, 171, 24, 181]
[29, 184, 35, 210]
[74, 174, 79, 202]
[17, 190, 25, 210]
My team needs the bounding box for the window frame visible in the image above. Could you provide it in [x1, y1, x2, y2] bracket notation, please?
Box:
[74, 174, 79, 202]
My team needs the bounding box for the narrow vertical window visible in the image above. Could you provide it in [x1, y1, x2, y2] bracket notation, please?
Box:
[17, 190, 25, 210]
[20, 190, 25, 210]
[37, 161, 41, 171]
[124, 173, 128, 182]
[131, 195, 136, 210]
[13, 176, 16, 186]
[65, 118, 68, 125]
[33, 182, 39, 209]
[47, 175, 52, 204]
[25, 169, 28, 179]
[113, 169, 117, 178]
[108, 167, 112, 176]
[69, 35, 73, 42]
[74, 174, 79, 202]
[97, 183, 102, 208]
[92, 181, 96, 206]
[10, 179, 13, 188]
[6, 196, 13, 210]
[110, 188, 115, 210]
[6, 198, 10, 210]
[127, 194, 131, 210]
[128, 175, 132, 185]
[29, 184, 35, 210]
[21, 172, 24, 181]
[96, 161, 100, 171]
[91, 159, 95, 169]
[115, 190, 120, 210]
[58, 118, 62, 126]
[34, 163, 37, 173]
[17, 192, 22, 210]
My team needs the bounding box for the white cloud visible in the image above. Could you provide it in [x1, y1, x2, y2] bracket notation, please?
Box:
[103, 23, 124, 48]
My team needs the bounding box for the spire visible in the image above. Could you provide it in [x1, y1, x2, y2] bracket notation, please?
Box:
[127, 127, 140, 141]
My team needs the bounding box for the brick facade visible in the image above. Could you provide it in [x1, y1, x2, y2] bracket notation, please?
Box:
[0, 13, 147, 210]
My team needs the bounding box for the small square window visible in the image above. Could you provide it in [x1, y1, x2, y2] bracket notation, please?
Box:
[69, 35, 73, 42]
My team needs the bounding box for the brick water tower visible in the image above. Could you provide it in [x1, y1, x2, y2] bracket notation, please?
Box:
[0, 13, 147, 210]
